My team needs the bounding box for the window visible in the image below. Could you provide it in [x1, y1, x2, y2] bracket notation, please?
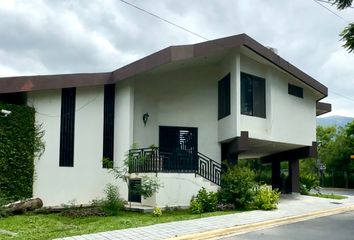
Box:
[288, 84, 303, 98]
[103, 84, 115, 168]
[128, 179, 141, 202]
[59, 88, 76, 167]
[218, 73, 231, 120]
[241, 72, 266, 118]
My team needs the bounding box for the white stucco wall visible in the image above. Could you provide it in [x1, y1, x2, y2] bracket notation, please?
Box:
[133, 64, 222, 161]
[239, 54, 316, 146]
[28, 86, 119, 206]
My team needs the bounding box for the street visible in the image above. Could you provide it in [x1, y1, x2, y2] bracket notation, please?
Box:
[220, 211, 354, 240]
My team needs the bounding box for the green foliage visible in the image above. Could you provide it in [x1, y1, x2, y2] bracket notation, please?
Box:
[152, 207, 162, 217]
[94, 184, 125, 216]
[218, 165, 256, 208]
[190, 198, 203, 214]
[0, 102, 44, 202]
[190, 188, 218, 214]
[102, 157, 113, 169]
[139, 176, 162, 199]
[299, 173, 319, 195]
[332, 0, 353, 10]
[253, 185, 280, 210]
[0, 193, 10, 218]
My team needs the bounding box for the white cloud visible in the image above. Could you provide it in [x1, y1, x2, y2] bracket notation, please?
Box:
[0, 0, 353, 116]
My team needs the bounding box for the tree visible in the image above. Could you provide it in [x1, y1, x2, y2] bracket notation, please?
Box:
[331, 0, 354, 52]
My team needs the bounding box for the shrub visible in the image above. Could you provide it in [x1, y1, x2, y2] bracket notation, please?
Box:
[153, 207, 162, 217]
[300, 173, 319, 195]
[190, 198, 203, 214]
[190, 188, 218, 214]
[0, 193, 10, 218]
[253, 185, 280, 210]
[140, 176, 162, 199]
[218, 165, 256, 209]
[95, 184, 125, 216]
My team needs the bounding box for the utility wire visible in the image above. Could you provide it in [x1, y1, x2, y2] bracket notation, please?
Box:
[313, 0, 350, 23]
[329, 90, 354, 102]
[118, 0, 209, 41]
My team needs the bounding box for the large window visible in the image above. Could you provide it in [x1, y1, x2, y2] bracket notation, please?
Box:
[103, 84, 115, 168]
[241, 72, 266, 118]
[218, 73, 231, 120]
[59, 88, 76, 167]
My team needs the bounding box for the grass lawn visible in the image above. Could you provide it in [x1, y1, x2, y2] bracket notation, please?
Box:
[309, 193, 348, 200]
[0, 209, 240, 240]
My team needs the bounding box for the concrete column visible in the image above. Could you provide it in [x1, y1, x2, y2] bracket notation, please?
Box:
[272, 160, 281, 191]
[288, 159, 300, 193]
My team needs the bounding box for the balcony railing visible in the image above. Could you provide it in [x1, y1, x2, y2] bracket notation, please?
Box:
[128, 147, 221, 185]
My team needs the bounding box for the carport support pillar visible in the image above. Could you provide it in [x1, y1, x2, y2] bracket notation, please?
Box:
[272, 160, 281, 191]
[289, 159, 300, 193]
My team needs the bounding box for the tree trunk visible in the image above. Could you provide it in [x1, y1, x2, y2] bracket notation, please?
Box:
[6, 198, 43, 214]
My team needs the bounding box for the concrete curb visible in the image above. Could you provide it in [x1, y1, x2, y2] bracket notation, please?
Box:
[167, 205, 354, 240]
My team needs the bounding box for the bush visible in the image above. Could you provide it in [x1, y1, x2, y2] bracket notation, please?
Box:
[153, 207, 162, 217]
[94, 184, 126, 216]
[253, 185, 280, 210]
[190, 198, 203, 214]
[300, 173, 319, 195]
[0, 193, 10, 218]
[218, 165, 256, 208]
[190, 188, 218, 214]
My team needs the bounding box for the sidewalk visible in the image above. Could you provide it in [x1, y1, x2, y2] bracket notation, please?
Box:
[57, 191, 354, 240]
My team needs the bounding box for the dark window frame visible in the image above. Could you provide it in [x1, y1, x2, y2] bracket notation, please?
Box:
[128, 179, 142, 203]
[241, 72, 266, 118]
[218, 73, 231, 120]
[59, 88, 76, 167]
[103, 84, 115, 168]
[288, 84, 304, 98]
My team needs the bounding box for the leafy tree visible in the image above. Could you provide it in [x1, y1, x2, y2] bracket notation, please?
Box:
[331, 0, 354, 52]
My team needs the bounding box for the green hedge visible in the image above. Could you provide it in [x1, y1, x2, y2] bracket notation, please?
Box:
[0, 102, 39, 201]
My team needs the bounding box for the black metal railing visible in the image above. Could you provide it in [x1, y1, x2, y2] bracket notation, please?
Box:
[128, 147, 221, 185]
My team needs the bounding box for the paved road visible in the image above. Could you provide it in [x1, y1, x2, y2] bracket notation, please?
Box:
[220, 211, 354, 240]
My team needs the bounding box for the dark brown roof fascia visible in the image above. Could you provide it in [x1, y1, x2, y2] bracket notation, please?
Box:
[0, 72, 112, 94]
[316, 102, 332, 116]
[0, 34, 328, 97]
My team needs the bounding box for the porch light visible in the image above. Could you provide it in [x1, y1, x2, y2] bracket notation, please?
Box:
[143, 112, 149, 126]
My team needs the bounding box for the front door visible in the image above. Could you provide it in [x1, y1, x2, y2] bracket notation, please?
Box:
[159, 126, 198, 171]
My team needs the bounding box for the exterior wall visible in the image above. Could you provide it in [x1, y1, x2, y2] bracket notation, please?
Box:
[133, 173, 219, 207]
[133, 64, 224, 162]
[28, 86, 118, 206]
[239, 54, 316, 146]
[217, 52, 240, 142]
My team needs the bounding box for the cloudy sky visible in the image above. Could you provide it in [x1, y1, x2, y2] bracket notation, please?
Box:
[0, 0, 353, 117]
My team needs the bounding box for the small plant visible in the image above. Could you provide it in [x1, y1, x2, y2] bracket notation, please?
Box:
[95, 184, 126, 216]
[252, 185, 280, 210]
[190, 198, 203, 214]
[140, 176, 162, 199]
[152, 206, 162, 217]
[300, 173, 319, 195]
[190, 188, 218, 214]
[102, 157, 113, 169]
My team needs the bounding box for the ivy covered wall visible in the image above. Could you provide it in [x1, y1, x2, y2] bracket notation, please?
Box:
[0, 102, 40, 201]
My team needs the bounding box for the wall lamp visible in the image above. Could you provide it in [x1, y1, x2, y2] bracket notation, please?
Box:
[142, 112, 149, 126]
[1, 109, 12, 117]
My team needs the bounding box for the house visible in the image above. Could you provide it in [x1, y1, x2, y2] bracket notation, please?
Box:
[0, 34, 331, 207]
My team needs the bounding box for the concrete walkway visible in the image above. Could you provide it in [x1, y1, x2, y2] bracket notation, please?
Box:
[57, 190, 354, 240]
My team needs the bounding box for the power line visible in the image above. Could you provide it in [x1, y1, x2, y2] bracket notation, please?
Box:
[313, 0, 350, 23]
[329, 90, 354, 102]
[118, 0, 209, 41]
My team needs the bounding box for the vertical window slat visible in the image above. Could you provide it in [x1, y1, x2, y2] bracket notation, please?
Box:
[59, 88, 76, 167]
[103, 84, 115, 168]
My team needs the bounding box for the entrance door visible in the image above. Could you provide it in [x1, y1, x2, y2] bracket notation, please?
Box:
[159, 126, 198, 171]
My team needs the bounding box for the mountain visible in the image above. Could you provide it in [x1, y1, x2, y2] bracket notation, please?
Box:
[317, 115, 354, 127]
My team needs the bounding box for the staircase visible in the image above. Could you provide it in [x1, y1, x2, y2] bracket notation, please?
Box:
[129, 147, 222, 186]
